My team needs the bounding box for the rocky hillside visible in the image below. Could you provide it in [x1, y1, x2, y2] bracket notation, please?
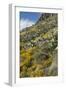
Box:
[20, 13, 58, 78]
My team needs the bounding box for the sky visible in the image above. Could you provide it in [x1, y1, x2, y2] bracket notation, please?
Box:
[20, 12, 41, 30]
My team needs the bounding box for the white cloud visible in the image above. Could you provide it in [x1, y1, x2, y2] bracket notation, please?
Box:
[20, 19, 35, 30]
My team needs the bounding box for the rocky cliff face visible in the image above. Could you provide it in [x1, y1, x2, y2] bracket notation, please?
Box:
[20, 13, 58, 78]
[37, 13, 57, 22]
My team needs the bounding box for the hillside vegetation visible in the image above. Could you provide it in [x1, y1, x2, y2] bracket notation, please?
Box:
[20, 13, 58, 78]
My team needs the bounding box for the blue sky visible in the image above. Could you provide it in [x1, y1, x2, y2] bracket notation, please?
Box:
[20, 12, 41, 30]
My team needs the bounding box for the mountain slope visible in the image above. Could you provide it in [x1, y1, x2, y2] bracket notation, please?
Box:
[20, 13, 58, 77]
